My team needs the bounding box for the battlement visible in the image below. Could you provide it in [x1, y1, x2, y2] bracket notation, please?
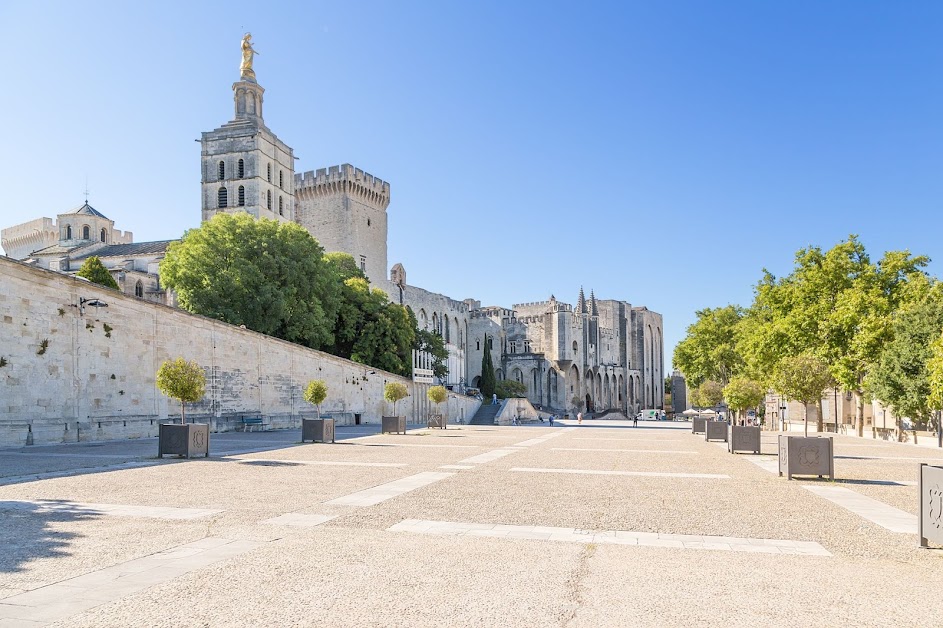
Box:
[294, 163, 391, 209]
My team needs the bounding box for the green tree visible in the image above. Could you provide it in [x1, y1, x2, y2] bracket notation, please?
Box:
[76, 256, 119, 290]
[384, 382, 409, 416]
[415, 329, 449, 379]
[722, 377, 765, 423]
[156, 358, 206, 424]
[690, 380, 724, 409]
[303, 380, 328, 418]
[479, 336, 496, 399]
[926, 331, 943, 436]
[160, 213, 340, 350]
[495, 379, 527, 399]
[866, 287, 943, 430]
[427, 385, 447, 420]
[773, 354, 833, 436]
[673, 305, 744, 388]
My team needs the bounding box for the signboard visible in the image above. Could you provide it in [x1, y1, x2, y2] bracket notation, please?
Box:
[413, 368, 434, 384]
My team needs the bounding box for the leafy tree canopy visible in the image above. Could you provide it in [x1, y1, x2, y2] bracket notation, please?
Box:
[723, 377, 766, 415]
[384, 382, 409, 415]
[673, 305, 743, 388]
[773, 354, 833, 405]
[76, 256, 119, 290]
[156, 357, 206, 424]
[480, 336, 496, 399]
[427, 385, 447, 406]
[160, 213, 340, 350]
[303, 380, 328, 417]
[926, 331, 943, 414]
[495, 379, 527, 399]
[415, 328, 449, 379]
[690, 380, 724, 408]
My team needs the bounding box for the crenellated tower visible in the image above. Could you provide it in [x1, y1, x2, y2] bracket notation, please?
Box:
[200, 35, 295, 225]
[293, 164, 391, 283]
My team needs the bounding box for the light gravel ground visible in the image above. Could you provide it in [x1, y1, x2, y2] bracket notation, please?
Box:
[0, 420, 937, 627]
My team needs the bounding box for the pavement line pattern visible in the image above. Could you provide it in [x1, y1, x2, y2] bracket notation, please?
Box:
[510, 467, 730, 479]
[801, 486, 917, 534]
[551, 448, 699, 455]
[0, 500, 222, 520]
[261, 513, 337, 527]
[227, 457, 407, 468]
[574, 438, 688, 443]
[387, 520, 831, 556]
[361, 443, 480, 449]
[324, 471, 455, 507]
[0, 538, 262, 625]
[511, 428, 575, 448]
[743, 456, 779, 474]
[458, 449, 519, 464]
[439, 464, 475, 470]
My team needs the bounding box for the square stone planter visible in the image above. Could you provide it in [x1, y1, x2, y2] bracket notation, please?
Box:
[301, 417, 335, 443]
[919, 463, 943, 549]
[778, 435, 833, 480]
[382, 416, 406, 434]
[158, 423, 209, 459]
[427, 414, 446, 429]
[692, 417, 707, 434]
[728, 425, 761, 454]
[704, 420, 728, 442]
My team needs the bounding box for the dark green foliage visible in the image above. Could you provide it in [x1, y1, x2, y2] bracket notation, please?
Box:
[37, 339, 49, 356]
[480, 336, 496, 399]
[495, 379, 527, 399]
[160, 213, 340, 350]
[76, 256, 119, 290]
[415, 329, 449, 379]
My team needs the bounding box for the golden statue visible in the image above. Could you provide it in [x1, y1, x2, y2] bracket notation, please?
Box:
[240, 33, 258, 80]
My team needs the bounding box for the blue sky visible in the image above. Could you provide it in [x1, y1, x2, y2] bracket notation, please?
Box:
[2, 1, 941, 370]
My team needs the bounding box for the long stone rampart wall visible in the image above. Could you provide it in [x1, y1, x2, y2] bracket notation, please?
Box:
[0, 257, 480, 447]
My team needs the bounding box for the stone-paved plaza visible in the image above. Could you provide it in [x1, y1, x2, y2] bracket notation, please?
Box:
[0, 420, 941, 627]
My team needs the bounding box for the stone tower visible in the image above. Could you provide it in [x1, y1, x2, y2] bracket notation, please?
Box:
[294, 164, 390, 283]
[200, 44, 295, 225]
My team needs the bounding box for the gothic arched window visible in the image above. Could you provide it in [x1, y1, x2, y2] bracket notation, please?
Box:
[100, 229, 106, 243]
[266, 190, 272, 210]
[66, 225, 72, 240]
[279, 170, 284, 189]
[237, 159, 245, 179]
[238, 186, 246, 207]
[267, 163, 271, 182]
[218, 161, 225, 181]
[278, 196, 283, 216]
[135, 281, 143, 298]
[82, 225, 90, 240]
[218, 187, 228, 208]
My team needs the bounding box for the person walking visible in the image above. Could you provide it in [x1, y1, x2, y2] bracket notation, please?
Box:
[549, 414, 555, 426]
[633, 413, 638, 428]
[492, 393, 497, 405]
[577, 411, 583, 425]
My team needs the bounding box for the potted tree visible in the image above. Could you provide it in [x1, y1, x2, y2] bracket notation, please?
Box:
[427, 385, 447, 429]
[301, 380, 334, 443]
[382, 382, 409, 434]
[722, 377, 765, 453]
[155, 357, 209, 458]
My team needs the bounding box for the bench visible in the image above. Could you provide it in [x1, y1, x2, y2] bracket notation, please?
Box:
[241, 416, 266, 432]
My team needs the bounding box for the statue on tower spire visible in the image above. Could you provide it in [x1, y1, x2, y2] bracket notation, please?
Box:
[240, 33, 258, 81]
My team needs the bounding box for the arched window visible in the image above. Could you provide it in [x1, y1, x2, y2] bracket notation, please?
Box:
[279, 170, 284, 189]
[266, 190, 272, 210]
[278, 196, 283, 216]
[267, 163, 271, 182]
[82, 225, 90, 240]
[237, 159, 245, 179]
[100, 228, 106, 243]
[218, 187, 228, 208]
[135, 281, 143, 298]
[238, 186, 245, 206]
[218, 161, 225, 181]
[66, 225, 72, 239]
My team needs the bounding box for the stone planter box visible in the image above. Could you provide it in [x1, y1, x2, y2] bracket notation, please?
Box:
[427, 414, 446, 429]
[704, 420, 728, 442]
[919, 463, 943, 549]
[728, 425, 761, 454]
[382, 416, 406, 434]
[692, 417, 707, 434]
[301, 417, 335, 443]
[158, 423, 209, 459]
[778, 435, 833, 480]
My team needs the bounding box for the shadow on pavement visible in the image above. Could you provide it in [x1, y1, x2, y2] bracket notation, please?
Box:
[0, 500, 100, 574]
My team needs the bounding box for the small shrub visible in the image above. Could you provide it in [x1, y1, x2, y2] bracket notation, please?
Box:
[0, 357, 7, 368]
[37, 339, 49, 356]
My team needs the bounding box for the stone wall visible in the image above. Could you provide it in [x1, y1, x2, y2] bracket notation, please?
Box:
[0, 256, 479, 447]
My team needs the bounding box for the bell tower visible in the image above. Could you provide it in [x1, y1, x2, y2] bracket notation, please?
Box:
[200, 34, 295, 225]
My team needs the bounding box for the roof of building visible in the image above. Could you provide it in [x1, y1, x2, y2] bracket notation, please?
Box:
[71, 240, 177, 260]
[65, 202, 109, 219]
[31, 242, 94, 257]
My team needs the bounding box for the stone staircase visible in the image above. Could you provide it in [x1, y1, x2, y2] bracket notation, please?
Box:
[469, 402, 502, 425]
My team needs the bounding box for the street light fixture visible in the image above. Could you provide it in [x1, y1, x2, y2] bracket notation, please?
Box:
[77, 297, 108, 315]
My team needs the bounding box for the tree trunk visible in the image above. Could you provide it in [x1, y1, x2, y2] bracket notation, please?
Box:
[816, 398, 824, 433]
[803, 402, 811, 437]
[181, 400, 186, 425]
[855, 382, 865, 437]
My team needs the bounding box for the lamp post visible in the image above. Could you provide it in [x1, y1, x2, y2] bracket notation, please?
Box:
[833, 388, 838, 434]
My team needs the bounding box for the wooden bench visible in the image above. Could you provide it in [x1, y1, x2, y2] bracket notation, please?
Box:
[241, 416, 266, 432]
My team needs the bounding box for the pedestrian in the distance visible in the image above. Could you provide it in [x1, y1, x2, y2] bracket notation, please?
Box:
[492, 393, 497, 405]
[577, 411, 583, 425]
[633, 413, 638, 428]
[549, 414, 555, 426]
